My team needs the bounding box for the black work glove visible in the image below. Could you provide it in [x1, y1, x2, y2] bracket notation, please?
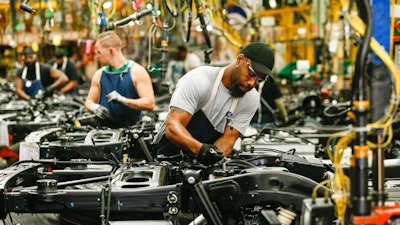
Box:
[43, 86, 53, 97]
[198, 144, 224, 166]
[92, 104, 109, 120]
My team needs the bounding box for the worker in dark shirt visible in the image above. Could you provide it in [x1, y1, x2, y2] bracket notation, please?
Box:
[48, 49, 80, 95]
[14, 46, 68, 100]
[251, 78, 288, 127]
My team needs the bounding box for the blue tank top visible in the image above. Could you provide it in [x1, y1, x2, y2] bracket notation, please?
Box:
[99, 60, 141, 127]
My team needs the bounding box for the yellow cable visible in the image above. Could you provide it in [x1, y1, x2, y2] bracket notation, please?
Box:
[333, 135, 351, 223]
[367, 120, 394, 149]
[325, 132, 352, 224]
[312, 179, 331, 201]
[325, 131, 353, 162]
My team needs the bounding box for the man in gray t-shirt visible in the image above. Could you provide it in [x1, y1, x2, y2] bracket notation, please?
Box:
[154, 42, 275, 165]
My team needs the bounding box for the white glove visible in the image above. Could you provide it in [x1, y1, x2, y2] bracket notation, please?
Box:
[106, 90, 127, 104]
[35, 89, 45, 99]
[92, 104, 109, 120]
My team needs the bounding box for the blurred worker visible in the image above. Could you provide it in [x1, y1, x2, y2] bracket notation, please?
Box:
[154, 42, 275, 165]
[85, 31, 155, 128]
[14, 46, 69, 100]
[49, 49, 80, 94]
[176, 45, 202, 74]
[165, 45, 202, 90]
[251, 79, 288, 127]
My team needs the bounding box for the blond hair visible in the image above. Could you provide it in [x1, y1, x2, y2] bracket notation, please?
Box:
[95, 31, 122, 49]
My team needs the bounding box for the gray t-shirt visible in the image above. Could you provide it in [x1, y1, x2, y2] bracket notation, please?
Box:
[154, 66, 259, 144]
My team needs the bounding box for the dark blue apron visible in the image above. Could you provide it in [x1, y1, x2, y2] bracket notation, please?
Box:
[22, 62, 43, 97]
[157, 110, 223, 156]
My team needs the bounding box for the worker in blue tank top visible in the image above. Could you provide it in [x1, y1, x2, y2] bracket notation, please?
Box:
[85, 31, 155, 128]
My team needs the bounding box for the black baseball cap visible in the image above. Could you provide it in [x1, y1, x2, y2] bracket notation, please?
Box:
[21, 46, 36, 55]
[55, 49, 65, 59]
[240, 42, 274, 78]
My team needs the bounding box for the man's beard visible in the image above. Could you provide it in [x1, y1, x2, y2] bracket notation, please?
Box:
[25, 62, 35, 70]
[229, 83, 246, 97]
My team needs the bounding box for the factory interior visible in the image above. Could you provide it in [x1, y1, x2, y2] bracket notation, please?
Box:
[0, 0, 400, 224]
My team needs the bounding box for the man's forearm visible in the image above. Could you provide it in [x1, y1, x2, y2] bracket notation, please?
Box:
[16, 89, 30, 100]
[61, 80, 78, 93]
[124, 97, 155, 111]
